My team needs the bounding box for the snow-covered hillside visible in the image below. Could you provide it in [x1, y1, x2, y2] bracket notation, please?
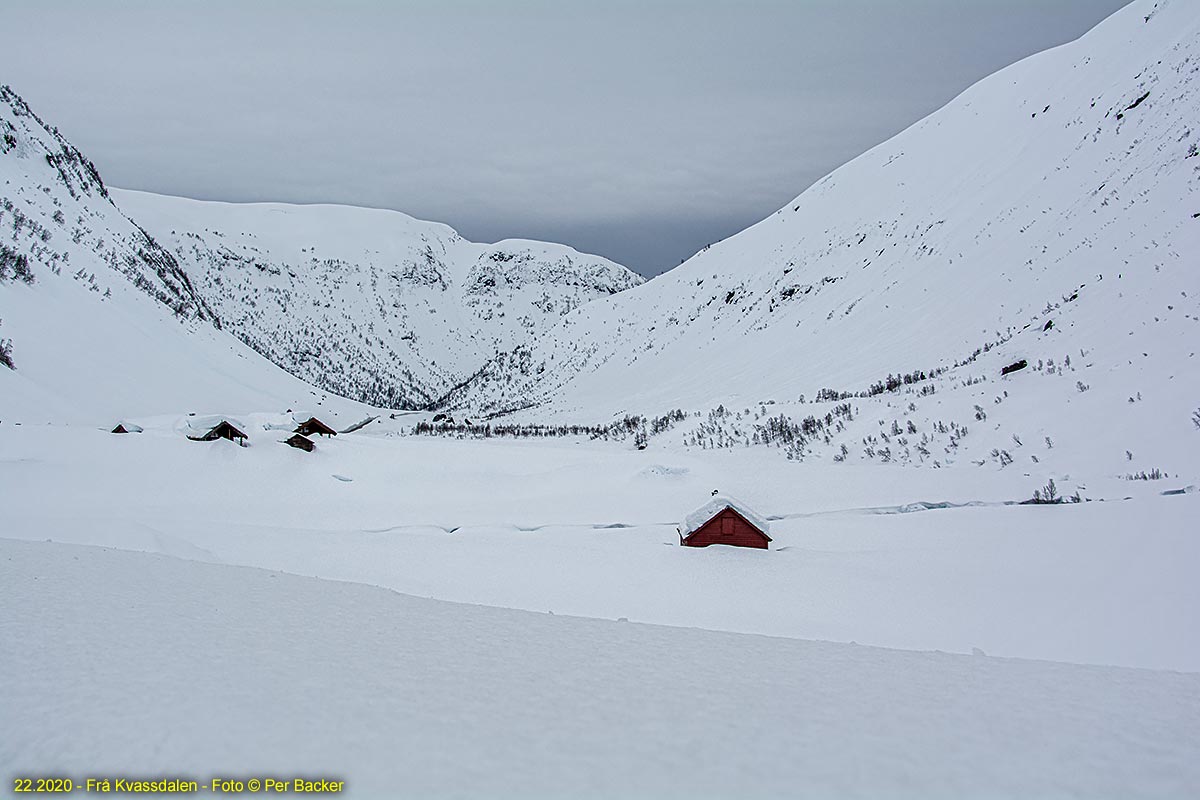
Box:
[0, 86, 211, 324]
[443, 0, 1200, 485]
[114, 189, 642, 408]
[0, 85, 371, 422]
[0, 82, 639, 419]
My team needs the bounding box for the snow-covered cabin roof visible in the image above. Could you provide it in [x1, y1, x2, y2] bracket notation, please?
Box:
[183, 415, 249, 442]
[682, 495, 770, 538]
[184, 415, 247, 435]
[294, 416, 338, 436]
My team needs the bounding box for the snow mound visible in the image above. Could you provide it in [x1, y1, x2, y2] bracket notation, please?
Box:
[637, 464, 690, 479]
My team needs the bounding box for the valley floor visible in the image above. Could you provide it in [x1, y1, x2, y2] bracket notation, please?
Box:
[3, 537, 1198, 799]
[2, 417, 1198, 796]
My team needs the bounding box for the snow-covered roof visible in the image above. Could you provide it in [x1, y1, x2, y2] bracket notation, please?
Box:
[184, 415, 248, 435]
[682, 495, 770, 538]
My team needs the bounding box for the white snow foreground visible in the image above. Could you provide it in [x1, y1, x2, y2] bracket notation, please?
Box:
[3, 537, 1197, 799]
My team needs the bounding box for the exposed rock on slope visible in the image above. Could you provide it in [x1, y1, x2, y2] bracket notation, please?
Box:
[115, 190, 642, 408]
[0, 85, 213, 324]
[0, 80, 641, 415]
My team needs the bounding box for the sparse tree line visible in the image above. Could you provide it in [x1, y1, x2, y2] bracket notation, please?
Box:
[0, 318, 13, 369]
[415, 420, 609, 439]
[1123, 468, 1168, 481]
[671, 399, 977, 467]
[3, 197, 54, 263]
[813, 368, 945, 403]
[0, 242, 35, 284]
[680, 403, 858, 462]
[413, 409, 687, 446]
[1023, 478, 1082, 505]
[4, 187, 216, 329]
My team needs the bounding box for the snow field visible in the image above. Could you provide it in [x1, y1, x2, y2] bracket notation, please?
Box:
[3, 537, 1198, 799]
[2, 420, 1197, 671]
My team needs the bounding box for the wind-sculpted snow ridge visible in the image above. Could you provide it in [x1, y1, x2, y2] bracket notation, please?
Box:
[114, 190, 642, 409]
[444, 0, 1200, 441]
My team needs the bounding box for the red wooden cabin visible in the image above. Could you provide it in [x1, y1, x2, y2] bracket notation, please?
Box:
[680, 496, 771, 549]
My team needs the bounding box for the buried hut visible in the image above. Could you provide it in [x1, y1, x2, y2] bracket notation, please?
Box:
[188, 420, 249, 445]
[110, 422, 143, 434]
[680, 495, 771, 549]
[284, 433, 316, 452]
[294, 416, 337, 438]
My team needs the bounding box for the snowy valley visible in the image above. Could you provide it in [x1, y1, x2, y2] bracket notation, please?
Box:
[0, 84, 640, 418]
[449, 0, 1200, 419]
[427, 0, 1200, 494]
[114, 189, 641, 408]
[2, 0, 1199, 796]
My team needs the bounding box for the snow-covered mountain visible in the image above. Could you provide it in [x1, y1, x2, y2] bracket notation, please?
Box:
[114, 191, 642, 409]
[4, 0, 1197, 487]
[0, 83, 640, 419]
[0, 86, 214, 324]
[446, 0, 1198, 413]
[0, 84, 359, 422]
[431, 0, 1199, 482]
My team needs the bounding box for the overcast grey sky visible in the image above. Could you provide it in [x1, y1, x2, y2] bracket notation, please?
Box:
[2, 1, 1129, 276]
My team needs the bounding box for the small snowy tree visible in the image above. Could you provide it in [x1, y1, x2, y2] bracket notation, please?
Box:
[1031, 478, 1059, 504]
[0, 319, 13, 370]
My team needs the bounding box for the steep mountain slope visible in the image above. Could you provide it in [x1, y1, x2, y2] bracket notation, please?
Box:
[0, 84, 364, 422]
[447, 0, 1199, 424]
[114, 190, 642, 408]
[0, 81, 640, 419]
[0, 85, 215, 324]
